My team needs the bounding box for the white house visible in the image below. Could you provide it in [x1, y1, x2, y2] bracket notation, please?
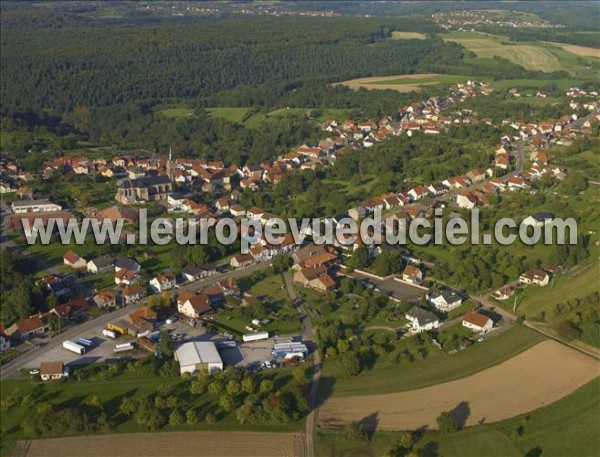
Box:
[121, 285, 146, 304]
[230, 254, 253, 269]
[456, 193, 478, 209]
[63, 250, 86, 269]
[427, 287, 463, 312]
[87, 255, 114, 274]
[40, 361, 65, 381]
[519, 269, 550, 286]
[178, 294, 211, 319]
[462, 310, 493, 333]
[522, 212, 554, 227]
[401, 265, 423, 284]
[149, 273, 176, 293]
[405, 306, 439, 333]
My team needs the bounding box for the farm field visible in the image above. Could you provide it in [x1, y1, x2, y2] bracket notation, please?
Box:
[21, 431, 305, 457]
[333, 74, 470, 92]
[323, 326, 545, 397]
[546, 42, 600, 58]
[315, 379, 600, 457]
[390, 31, 427, 40]
[318, 340, 599, 431]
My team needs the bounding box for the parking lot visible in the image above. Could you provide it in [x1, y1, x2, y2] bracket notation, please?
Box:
[20, 316, 277, 372]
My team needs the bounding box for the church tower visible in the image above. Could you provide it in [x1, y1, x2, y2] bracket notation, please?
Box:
[166, 145, 175, 184]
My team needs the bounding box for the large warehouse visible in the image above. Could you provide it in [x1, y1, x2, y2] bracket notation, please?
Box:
[174, 341, 223, 375]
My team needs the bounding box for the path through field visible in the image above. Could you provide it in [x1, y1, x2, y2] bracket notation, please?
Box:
[22, 431, 305, 457]
[319, 340, 599, 430]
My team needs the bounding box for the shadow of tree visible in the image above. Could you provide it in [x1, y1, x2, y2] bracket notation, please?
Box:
[359, 411, 380, 439]
[525, 447, 543, 457]
[450, 400, 471, 430]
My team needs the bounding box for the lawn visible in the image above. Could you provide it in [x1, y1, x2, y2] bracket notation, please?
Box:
[158, 108, 195, 119]
[0, 367, 303, 457]
[315, 377, 600, 457]
[323, 325, 545, 397]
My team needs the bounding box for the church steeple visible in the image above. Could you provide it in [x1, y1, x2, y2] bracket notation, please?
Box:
[166, 145, 175, 183]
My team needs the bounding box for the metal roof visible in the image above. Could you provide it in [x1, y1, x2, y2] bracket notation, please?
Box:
[175, 342, 222, 367]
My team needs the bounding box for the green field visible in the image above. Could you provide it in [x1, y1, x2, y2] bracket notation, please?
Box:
[390, 31, 428, 40]
[323, 325, 545, 397]
[316, 378, 600, 457]
[158, 107, 195, 119]
[442, 31, 599, 77]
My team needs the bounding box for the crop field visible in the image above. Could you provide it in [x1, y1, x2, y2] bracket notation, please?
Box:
[390, 31, 427, 40]
[443, 33, 562, 72]
[319, 340, 599, 431]
[547, 42, 600, 58]
[21, 431, 305, 457]
[333, 73, 470, 92]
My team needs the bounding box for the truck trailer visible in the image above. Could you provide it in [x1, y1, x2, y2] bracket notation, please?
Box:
[242, 331, 269, 342]
[114, 342, 134, 353]
[102, 329, 117, 339]
[62, 340, 86, 355]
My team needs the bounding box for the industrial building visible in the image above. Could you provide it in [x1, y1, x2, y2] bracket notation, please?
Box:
[174, 341, 223, 375]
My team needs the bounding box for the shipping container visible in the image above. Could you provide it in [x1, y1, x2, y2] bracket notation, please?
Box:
[242, 331, 269, 342]
[62, 340, 86, 355]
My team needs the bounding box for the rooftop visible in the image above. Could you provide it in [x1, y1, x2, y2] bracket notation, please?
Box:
[175, 342, 222, 367]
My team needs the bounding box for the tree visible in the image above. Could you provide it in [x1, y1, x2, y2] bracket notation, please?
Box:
[119, 397, 139, 416]
[352, 246, 370, 269]
[226, 380, 242, 396]
[47, 314, 61, 333]
[45, 292, 59, 309]
[398, 432, 414, 449]
[259, 379, 274, 393]
[156, 330, 174, 357]
[242, 377, 255, 394]
[271, 254, 292, 273]
[345, 421, 368, 442]
[186, 408, 199, 424]
[169, 409, 184, 425]
[190, 378, 207, 395]
[372, 251, 403, 276]
[340, 351, 361, 377]
[436, 411, 457, 433]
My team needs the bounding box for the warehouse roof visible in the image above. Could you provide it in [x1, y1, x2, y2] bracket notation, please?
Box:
[175, 342, 222, 367]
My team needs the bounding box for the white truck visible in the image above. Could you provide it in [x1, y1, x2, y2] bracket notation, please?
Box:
[114, 342, 134, 353]
[242, 331, 269, 342]
[102, 329, 117, 339]
[62, 340, 86, 355]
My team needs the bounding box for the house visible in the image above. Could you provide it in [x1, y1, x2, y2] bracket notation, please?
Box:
[456, 192, 478, 209]
[149, 273, 176, 293]
[293, 266, 336, 292]
[246, 207, 264, 221]
[230, 254, 254, 269]
[216, 277, 240, 296]
[490, 286, 515, 301]
[87, 255, 114, 274]
[408, 185, 429, 202]
[405, 306, 439, 333]
[178, 294, 212, 319]
[519, 269, 550, 286]
[93, 290, 117, 309]
[121, 284, 146, 304]
[523, 212, 554, 227]
[230, 205, 246, 217]
[181, 265, 203, 282]
[215, 197, 230, 212]
[5, 316, 46, 340]
[427, 287, 463, 312]
[0, 326, 10, 353]
[40, 361, 65, 381]
[348, 206, 367, 221]
[63, 250, 86, 269]
[466, 168, 486, 183]
[114, 256, 141, 273]
[401, 265, 423, 284]
[115, 268, 139, 286]
[292, 243, 329, 266]
[462, 310, 493, 333]
[175, 342, 223, 375]
[127, 307, 157, 333]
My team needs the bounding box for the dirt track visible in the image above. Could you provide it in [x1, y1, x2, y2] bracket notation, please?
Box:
[319, 340, 600, 430]
[333, 73, 440, 92]
[22, 431, 305, 457]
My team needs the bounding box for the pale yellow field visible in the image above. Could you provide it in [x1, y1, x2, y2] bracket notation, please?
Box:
[319, 340, 599, 431]
[444, 36, 563, 72]
[391, 31, 427, 40]
[547, 42, 600, 58]
[333, 73, 440, 92]
[22, 431, 305, 457]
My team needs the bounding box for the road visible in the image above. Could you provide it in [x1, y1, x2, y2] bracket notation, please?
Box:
[0, 260, 272, 380]
[283, 271, 320, 457]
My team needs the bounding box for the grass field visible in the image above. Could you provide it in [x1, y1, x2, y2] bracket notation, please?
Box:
[315, 378, 600, 457]
[546, 42, 600, 58]
[442, 31, 599, 76]
[319, 340, 598, 431]
[323, 325, 545, 397]
[390, 31, 427, 40]
[158, 108, 195, 119]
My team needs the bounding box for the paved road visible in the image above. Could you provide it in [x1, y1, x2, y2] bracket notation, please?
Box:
[0, 261, 272, 380]
[283, 271, 319, 457]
